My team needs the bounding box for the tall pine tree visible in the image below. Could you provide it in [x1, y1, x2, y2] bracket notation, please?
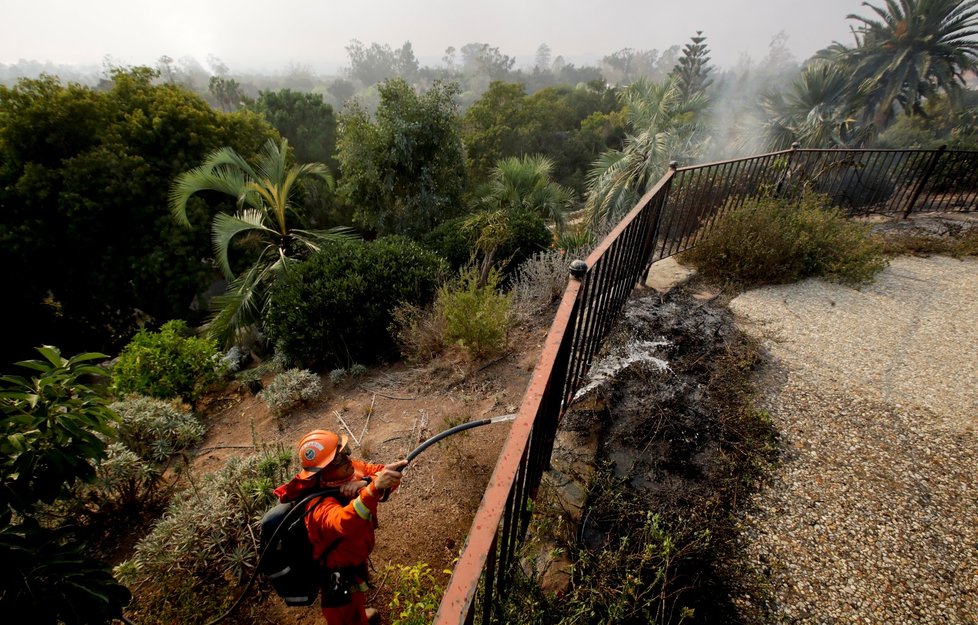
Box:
[671, 31, 714, 101]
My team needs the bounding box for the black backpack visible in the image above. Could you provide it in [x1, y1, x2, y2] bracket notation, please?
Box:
[258, 489, 345, 607]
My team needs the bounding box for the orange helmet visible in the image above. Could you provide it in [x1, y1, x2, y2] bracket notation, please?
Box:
[296, 430, 348, 479]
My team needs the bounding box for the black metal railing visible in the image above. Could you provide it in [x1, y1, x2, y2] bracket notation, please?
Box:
[433, 147, 978, 625]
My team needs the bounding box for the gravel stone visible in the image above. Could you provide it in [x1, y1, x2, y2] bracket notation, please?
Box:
[729, 255, 978, 624]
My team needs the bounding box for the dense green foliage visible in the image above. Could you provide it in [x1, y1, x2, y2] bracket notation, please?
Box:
[249, 89, 338, 170]
[170, 138, 353, 347]
[437, 266, 512, 359]
[265, 237, 448, 368]
[0, 68, 275, 363]
[462, 81, 624, 193]
[585, 79, 710, 225]
[337, 79, 467, 236]
[0, 347, 131, 624]
[823, 0, 978, 133]
[759, 0, 978, 149]
[111, 320, 223, 404]
[682, 192, 887, 286]
[387, 563, 447, 625]
[475, 155, 575, 232]
[423, 209, 552, 277]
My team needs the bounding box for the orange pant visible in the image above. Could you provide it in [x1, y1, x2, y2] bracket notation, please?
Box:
[322, 589, 367, 625]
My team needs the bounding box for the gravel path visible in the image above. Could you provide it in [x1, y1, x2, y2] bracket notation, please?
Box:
[728, 255, 978, 624]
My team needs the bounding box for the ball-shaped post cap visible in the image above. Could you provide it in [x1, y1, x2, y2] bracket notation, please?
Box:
[569, 259, 588, 279]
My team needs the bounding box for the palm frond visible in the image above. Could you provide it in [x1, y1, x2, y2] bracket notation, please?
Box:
[169, 165, 249, 226]
[211, 210, 277, 279]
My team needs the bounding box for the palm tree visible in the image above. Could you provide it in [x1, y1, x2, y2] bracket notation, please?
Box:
[824, 0, 978, 133]
[584, 79, 709, 226]
[169, 138, 352, 347]
[477, 155, 575, 233]
[758, 60, 864, 150]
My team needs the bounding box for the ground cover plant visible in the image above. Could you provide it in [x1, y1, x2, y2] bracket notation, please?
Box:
[681, 191, 886, 287]
[259, 368, 322, 415]
[115, 448, 295, 625]
[872, 219, 978, 258]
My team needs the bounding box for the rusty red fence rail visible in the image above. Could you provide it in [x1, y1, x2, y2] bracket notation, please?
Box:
[432, 147, 978, 625]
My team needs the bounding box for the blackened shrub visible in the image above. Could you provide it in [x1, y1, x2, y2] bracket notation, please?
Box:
[265, 236, 448, 368]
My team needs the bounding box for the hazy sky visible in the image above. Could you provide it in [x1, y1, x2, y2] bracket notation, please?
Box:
[2, 0, 869, 73]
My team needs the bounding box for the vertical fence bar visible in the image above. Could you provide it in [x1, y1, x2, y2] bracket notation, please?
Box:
[893, 150, 925, 213]
[904, 146, 948, 218]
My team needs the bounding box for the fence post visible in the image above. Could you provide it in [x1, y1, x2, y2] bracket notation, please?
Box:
[774, 142, 801, 198]
[903, 145, 947, 218]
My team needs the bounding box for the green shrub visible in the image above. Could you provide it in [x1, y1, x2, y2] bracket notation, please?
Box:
[0, 347, 131, 623]
[109, 396, 205, 462]
[111, 320, 223, 404]
[89, 396, 204, 509]
[424, 209, 552, 277]
[681, 192, 887, 286]
[438, 265, 512, 359]
[94, 442, 158, 509]
[259, 368, 323, 415]
[116, 448, 295, 624]
[387, 562, 448, 625]
[265, 236, 448, 368]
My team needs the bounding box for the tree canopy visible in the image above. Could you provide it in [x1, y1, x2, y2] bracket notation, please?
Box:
[823, 0, 978, 136]
[337, 79, 467, 237]
[0, 68, 275, 363]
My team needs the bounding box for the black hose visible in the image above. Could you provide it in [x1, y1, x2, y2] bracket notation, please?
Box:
[405, 418, 494, 463]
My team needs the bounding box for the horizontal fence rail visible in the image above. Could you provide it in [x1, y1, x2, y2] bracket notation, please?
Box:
[433, 147, 978, 625]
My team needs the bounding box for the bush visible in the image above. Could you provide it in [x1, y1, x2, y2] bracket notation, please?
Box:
[89, 396, 204, 508]
[265, 236, 448, 368]
[259, 368, 323, 415]
[109, 396, 205, 462]
[438, 265, 512, 359]
[387, 562, 448, 625]
[111, 320, 223, 404]
[116, 448, 295, 625]
[391, 301, 448, 364]
[681, 192, 887, 286]
[0, 347, 131, 623]
[510, 250, 576, 317]
[424, 210, 552, 277]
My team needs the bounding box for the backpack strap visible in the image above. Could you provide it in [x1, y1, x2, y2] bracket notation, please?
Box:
[300, 491, 348, 567]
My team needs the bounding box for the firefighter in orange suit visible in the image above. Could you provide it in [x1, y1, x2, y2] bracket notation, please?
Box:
[274, 429, 408, 625]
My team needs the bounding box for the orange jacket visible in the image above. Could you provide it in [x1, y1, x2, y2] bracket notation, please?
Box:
[303, 459, 388, 569]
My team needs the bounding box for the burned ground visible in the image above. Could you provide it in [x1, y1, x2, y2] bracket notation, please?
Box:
[551, 288, 777, 624]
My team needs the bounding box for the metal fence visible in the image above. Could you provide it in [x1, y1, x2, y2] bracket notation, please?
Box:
[656, 146, 978, 261]
[432, 147, 978, 625]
